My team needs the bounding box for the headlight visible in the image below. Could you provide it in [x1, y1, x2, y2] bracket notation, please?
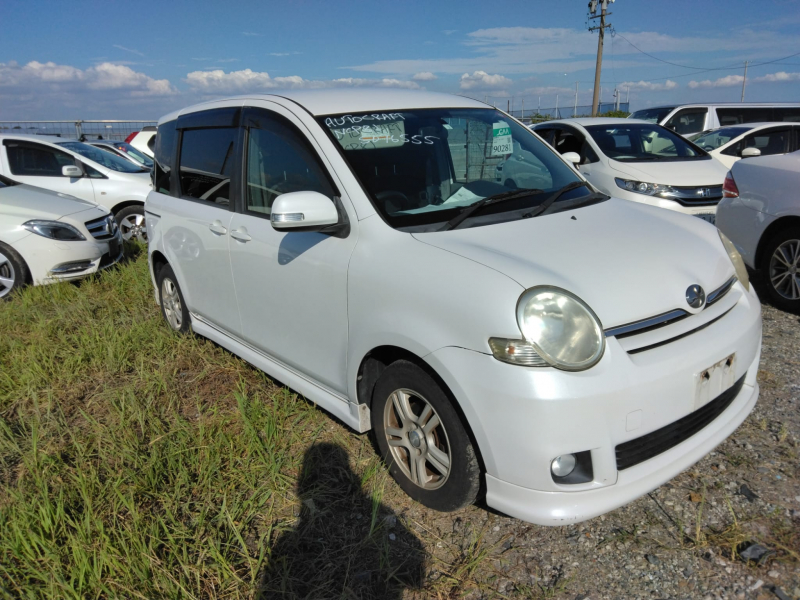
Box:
[615, 178, 677, 198]
[22, 220, 86, 241]
[515, 287, 605, 371]
[718, 230, 750, 291]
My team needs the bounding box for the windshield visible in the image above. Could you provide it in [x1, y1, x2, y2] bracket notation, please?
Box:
[57, 141, 148, 173]
[114, 142, 154, 167]
[318, 108, 589, 230]
[693, 126, 752, 150]
[630, 107, 675, 123]
[585, 123, 707, 162]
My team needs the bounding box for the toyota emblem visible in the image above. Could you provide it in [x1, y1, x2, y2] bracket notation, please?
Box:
[686, 284, 706, 309]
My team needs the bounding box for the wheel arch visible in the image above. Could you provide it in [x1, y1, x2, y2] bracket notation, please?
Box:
[110, 199, 144, 215]
[150, 249, 168, 281]
[755, 216, 800, 268]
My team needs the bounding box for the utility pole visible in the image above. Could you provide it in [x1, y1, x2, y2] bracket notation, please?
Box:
[555, 94, 559, 117]
[588, 0, 614, 117]
[741, 61, 749, 102]
[574, 82, 579, 117]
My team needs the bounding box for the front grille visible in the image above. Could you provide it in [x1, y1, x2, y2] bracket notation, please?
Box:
[85, 214, 118, 240]
[615, 373, 746, 470]
[663, 185, 723, 207]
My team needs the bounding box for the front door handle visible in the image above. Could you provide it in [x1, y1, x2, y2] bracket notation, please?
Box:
[230, 228, 252, 243]
[209, 221, 227, 235]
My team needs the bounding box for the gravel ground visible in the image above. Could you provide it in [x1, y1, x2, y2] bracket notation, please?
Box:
[376, 282, 800, 600]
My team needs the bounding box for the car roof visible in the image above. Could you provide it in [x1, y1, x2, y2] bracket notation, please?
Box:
[0, 133, 79, 145]
[701, 122, 794, 133]
[534, 118, 651, 127]
[159, 89, 489, 124]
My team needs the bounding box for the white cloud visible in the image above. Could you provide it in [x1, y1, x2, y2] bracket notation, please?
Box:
[619, 79, 678, 92]
[753, 71, 800, 83]
[113, 44, 145, 57]
[184, 68, 420, 93]
[242, 31, 261, 36]
[459, 70, 511, 91]
[412, 71, 437, 81]
[688, 75, 743, 89]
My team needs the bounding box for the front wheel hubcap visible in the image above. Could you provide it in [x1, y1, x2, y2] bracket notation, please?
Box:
[383, 388, 451, 490]
[120, 213, 147, 242]
[161, 278, 182, 330]
[769, 239, 800, 300]
[0, 251, 16, 298]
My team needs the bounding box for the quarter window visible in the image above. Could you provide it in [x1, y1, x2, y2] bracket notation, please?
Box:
[178, 127, 237, 206]
[245, 112, 335, 216]
[5, 142, 75, 177]
[154, 120, 178, 194]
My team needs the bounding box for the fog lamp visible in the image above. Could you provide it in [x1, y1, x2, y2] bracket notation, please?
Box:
[550, 454, 577, 478]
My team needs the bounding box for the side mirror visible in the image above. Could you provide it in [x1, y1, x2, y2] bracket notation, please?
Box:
[741, 147, 761, 158]
[562, 152, 581, 164]
[62, 165, 83, 178]
[271, 191, 345, 235]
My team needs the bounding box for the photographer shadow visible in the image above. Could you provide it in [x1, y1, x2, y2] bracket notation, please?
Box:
[259, 442, 425, 599]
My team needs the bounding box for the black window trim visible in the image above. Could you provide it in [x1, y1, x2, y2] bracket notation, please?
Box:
[238, 105, 341, 221]
[174, 109, 243, 210]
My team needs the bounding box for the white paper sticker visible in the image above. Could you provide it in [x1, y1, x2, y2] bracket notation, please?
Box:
[491, 122, 513, 156]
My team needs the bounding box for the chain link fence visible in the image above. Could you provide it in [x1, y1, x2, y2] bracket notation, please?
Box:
[0, 120, 157, 142]
[509, 102, 630, 123]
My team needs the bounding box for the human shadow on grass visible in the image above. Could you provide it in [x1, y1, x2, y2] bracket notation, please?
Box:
[259, 442, 426, 600]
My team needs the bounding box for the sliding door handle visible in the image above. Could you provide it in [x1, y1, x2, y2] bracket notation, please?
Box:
[209, 221, 227, 235]
[230, 228, 252, 243]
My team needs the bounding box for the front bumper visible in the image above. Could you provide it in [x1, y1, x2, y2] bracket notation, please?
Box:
[424, 282, 761, 525]
[15, 231, 123, 284]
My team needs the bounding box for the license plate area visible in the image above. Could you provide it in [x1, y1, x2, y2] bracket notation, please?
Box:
[695, 213, 715, 225]
[694, 353, 736, 410]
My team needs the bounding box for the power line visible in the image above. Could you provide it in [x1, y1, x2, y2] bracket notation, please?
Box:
[612, 31, 736, 70]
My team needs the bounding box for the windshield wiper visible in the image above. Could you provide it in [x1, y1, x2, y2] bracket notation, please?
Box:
[521, 181, 591, 219]
[439, 188, 544, 231]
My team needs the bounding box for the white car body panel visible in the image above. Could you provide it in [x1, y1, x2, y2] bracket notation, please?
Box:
[0, 183, 122, 284]
[128, 130, 156, 158]
[0, 134, 152, 215]
[716, 151, 800, 269]
[147, 90, 762, 525]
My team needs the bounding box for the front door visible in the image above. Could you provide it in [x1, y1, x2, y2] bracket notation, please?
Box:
[1, 140, 96, 202]
[227, 105, 357, 394]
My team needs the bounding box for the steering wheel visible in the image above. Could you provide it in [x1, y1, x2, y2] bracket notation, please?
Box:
[376, 190, 413, 211]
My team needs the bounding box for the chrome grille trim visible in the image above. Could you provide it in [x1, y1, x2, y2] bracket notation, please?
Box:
[605, 276, 738, 339]
[85, 214, 118, 240]
[627, 307, 734, 355]
[659, 185, 723, 207]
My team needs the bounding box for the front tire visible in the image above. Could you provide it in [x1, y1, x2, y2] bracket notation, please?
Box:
[157, 264, 190, 333]
[371, 360, 480, 512]
[760, 227, 800, 312]
[0, 242, 29, 300]
[115, 205, 147, 243]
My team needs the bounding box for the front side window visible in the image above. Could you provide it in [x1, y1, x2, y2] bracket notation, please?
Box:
[664, 108, 708, 135]
[114, 142, 153, 167]
[178, 127, 237, 205]
[555, 127, 599, 164]
[318, 108, 586, 231]
[630, 107, 676, 123]
[585, 124, 707, 162]
[56, 141, 147, 173]
[693, 126, 752, 151]
[245, 112, 335, 216]
[5, 142, 75, 177]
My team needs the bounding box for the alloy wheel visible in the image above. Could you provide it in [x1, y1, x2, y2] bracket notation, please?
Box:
[769, 238, 800, 300]
[383, 388, 452, 490]
[0, 250, 16, 299]
[120, 213, 147, 242]
[161, 277, 183, 330]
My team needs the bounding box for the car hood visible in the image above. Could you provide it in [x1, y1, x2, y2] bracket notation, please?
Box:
[610, 157, 728, 186]
[0, 183, 99, 220]
[412, 198, 735, 329]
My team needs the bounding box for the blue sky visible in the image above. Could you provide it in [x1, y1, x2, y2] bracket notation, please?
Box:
[1, 0, 798, 119]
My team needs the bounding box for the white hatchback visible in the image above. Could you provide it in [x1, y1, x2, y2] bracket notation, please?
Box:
[692, 123, 800, 170]
[0, 175, 122, 298]
[0, 135, 152, 242]
[147, 90, 761, 525]
[529, 119, 729, 224]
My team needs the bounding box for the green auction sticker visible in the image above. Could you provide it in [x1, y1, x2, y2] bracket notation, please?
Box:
[492, 122, 513, 156]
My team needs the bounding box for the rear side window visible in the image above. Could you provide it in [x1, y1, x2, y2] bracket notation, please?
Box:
[773, 108, 800, 122]
[5, 142, 74, 177]
[154, 120, 178, 194]
[178, 128, 237, 206]
[716, 107, 772, 126]
[244, 111, 335, 216]
[664, 108, 708, 135]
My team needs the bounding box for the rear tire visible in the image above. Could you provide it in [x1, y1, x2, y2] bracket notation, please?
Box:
[371, 360, 480, 512]
[157, 264, 190, 333]
[0, 242, 29, 300]
[759, 227, 800, 313]
[115, 205, 147, 243]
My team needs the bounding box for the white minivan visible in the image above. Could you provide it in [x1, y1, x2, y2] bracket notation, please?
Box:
[0, 135, 152, 242]
[147, 90, 761, 525]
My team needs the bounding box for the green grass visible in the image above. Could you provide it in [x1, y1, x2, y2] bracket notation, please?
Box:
[0, 250, 431, 599]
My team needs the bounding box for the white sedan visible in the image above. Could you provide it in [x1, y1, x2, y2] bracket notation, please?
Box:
[0, 175, 122, 298]
[716, 151, 800, 312]
[692, 122, 800, 170]
[528, 118, 729, 223]
[146, 90, 761, 526]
